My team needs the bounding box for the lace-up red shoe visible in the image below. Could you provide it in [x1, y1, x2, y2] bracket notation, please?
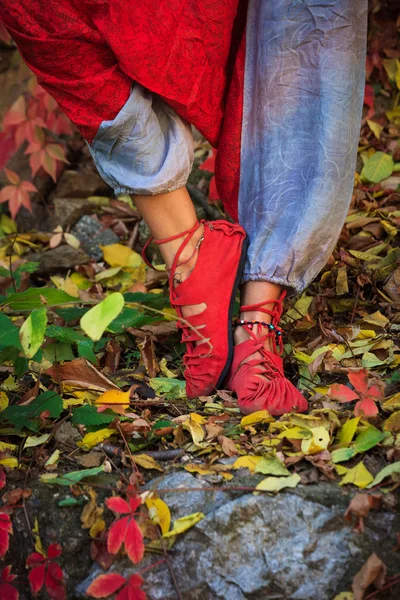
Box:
[226, 291, 308, 416]
[143, 220, 248, 398]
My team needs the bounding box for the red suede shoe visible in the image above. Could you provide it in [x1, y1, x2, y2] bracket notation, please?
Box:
[226, 291, 308, 416]
[143, 220, 248, 398]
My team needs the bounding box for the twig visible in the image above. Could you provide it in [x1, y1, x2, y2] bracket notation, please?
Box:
[157, 529, 183, 600]
[9, 233, 18, 292]
[128, 221, 140, 249]
[364, 575, 400, 599]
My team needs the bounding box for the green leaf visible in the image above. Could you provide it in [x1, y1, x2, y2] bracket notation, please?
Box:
[254, 455, 290, 476]
[77, 340, 97, 364]
[2, 390, 63, 431]
[42, 342, 74, 363]
[80, 292, 124, 341]
[254, 473, 301, 494]
[331, 447, 358, 463]
[54, 306, 88, 322]
[124, 292, 168, 310]
[71, 405, 115, 427]
[46, 325, 88, 343]
[41, 465, 104, 486]
[337, 417, 360, 446]
[366, 461, 400, 488]
[107, 308, 157, 334]
[0, 312, 21, 349]
[354, 426, 387, 453]
[361, 152, 394, 183]
[4, 288, 77, 310]
[149, 377, 186, 399]
[20, 308, 47, 358]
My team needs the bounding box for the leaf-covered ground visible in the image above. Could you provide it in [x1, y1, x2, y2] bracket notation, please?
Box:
[0, 5, 400, 600]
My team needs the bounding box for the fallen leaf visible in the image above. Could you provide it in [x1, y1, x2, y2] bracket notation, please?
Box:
[145, 496, 171, 535]
[95, 389, 130, 415]
[254, 473, 301, 494]
[163, 512, 204, 538]
[46, 358, 119, 391]
[132, 454, 163, 472]
[217, 435, 238, 457]
[340, 462, 374, 489]
[77, 429, 117, 451]
[240, 410, 273, 428]
[352, 553, 387, 600]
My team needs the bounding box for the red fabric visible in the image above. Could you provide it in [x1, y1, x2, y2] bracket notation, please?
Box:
[0, 0, 245, 217]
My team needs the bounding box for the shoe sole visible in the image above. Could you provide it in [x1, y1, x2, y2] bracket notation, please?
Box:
[215, 232, 249, 390]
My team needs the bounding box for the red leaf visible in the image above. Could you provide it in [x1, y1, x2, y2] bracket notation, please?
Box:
[128, 497, 142, 513]
[106, 497, 131, 515]
[199, 150, 216, 173]
[366, 385, 384, 400]
[117, 585, 147, 600]
[348, 370, 369, 395]
[87, 574, 126, 598]
[4, 169, 20, 185]
[124, 519, 144, 564]
[328, 383, 359, 403]
[107, 516, 129, 555]
[0, 581, 19, 600]
[28, 564, 46, 594]
[1, 566, 16, 583]
[0, 468, 5, 491]
[47, 543, 62, 559]
[0, 513, 12, 558]
[354, 398, 379, 418]
[44, 562, 66, 600]
[26, 552, 46, 567]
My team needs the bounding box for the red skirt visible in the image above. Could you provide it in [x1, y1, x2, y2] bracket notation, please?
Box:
[0, 0, 248, 219]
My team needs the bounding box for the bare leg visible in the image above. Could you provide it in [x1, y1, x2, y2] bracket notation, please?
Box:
[134, 187, 205, 320]
[134, 187, 204, 280]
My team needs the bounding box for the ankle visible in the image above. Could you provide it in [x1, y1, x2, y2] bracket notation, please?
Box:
[162, 223, 204, 285]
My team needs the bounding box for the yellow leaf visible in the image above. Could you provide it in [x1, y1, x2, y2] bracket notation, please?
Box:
[159, 358, 178, 378]
[384, 411, 400, 433]
[367, 120, 383, 139]
[132, 454, 163, 472]
[95, 267, 122, 281]
[363, 311, 389, 328]
[45, 449, 60, 467]
[339, 462, 374, 488]
[77, 428, 117, 451]
[32, 518, 46, 556]
[254, 473, 301, 494]
[189, 413, 207, 424]
[277, 426, 312, 440]
[338, 417, 360, 446]
[70, 272, 91, 290]
[0, 391, 9, 411]
[89, 518, 106, 538]
[335, 464, 348, 476]
[183, 415, 205, 444]
[163, 512, 204, 538]
[95, 389, 130, 415]
[146, 497, 171, 535]
[240, 410, 273, 428]
[0, 441, 17, 452]
[3, 374, 17, 391]
[24, 434, 51, 448]
[382, 393, 400, 412]
[356, 330, 376, 339]
[233, 455, 263, 473]
[100, 243, 143, 268]
[0, 457, 18, 468]
[332, 593, 354, 600]
[184, 464, 214, 476]
[301, 427, 330, 455]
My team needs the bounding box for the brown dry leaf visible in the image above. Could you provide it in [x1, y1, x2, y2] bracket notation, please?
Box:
[128, 320, 177, 340]
[352, 553, 387, 600]
[80, 487, 105, 538]
[205, 423, 224, 440]
[46, 358, 119, 391]
[2, 487, 31, 506]
[138, 336, 160, 378]
[132, 453, 164, 472]
[218, 435, 238, 457]
[344, 494, 382, 533]
[119, 419, 151, 435]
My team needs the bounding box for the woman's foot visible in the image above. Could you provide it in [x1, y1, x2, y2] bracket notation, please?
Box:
[143, 219, 248, 398]
[226, 284, 308, 416]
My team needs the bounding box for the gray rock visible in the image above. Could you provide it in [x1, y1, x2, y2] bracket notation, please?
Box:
[53, 197, 94, 228]
[51, 168, 110, 199]
[26, 245, 90, 274]
[77, 472, 400, 600]
[71, 215, 119, 260]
